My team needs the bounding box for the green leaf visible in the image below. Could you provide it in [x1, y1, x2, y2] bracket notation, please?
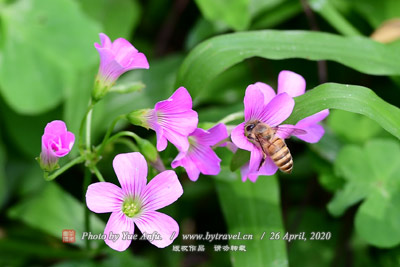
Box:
[216, 170, 288, 266]
[328, 139, 400, 247]
[308, 0, 362, 36]
[8, 182, 105, 248]
[284, 83, 400, 140]
[0, 132, 6, 210]
[79, 0, 141, 39]
[230, 149, 250, 172]
[1, 102, 61, 158]
[176, 30, 400, 99]
[286, 208, 339, 266]
[195, 0, 250, 31]
[327, 110, 384, 144]
[353, 0, 400, 28]
[0, 0, 100, 114]
[251, 0, 302, 29]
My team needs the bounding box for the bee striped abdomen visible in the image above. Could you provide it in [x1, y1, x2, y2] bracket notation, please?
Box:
[267, 138, 293, 174]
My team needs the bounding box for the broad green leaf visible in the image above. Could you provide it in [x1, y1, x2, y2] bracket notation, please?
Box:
[327, 110, 384, 144]
[328, 139, 400, 247]
[79, 0, 141, 39]
[0, 132, 6, 210]
[308, 152, 344, 192]
[1, 102, 62, 158]
[286, 209, 339, 266]
[8, 182, 105, 248]
[308, 0, 362, 36]
[195, 0, 250, 31]
[15, 163, 46, 198]
[284, 83, 400, 141]
[176, 30, 400, 100]
[249, 0, 287, 16]
[230, 149, 250, 172]
[309, 129, 343, 163]
[251, 0, 302, 29]
[0, 239, 91, 264]
[353, 0, 400, 28]
[0, 0, 100, 114]
[185, 18, 228, 51]
[216, 169, 288, 267]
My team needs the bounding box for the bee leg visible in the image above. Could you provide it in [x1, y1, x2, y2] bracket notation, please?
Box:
[258, 153, 267, 171]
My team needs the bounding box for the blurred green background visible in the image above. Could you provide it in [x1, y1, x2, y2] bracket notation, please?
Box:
[1, 0, 400, 266]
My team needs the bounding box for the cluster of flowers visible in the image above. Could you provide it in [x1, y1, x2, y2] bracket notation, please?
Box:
[38, 33, 328, 251]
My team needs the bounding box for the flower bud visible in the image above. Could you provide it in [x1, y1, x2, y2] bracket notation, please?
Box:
[39, 120, 75, 172]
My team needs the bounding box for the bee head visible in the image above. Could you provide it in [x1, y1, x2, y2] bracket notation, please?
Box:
[244, 121, 259, 140]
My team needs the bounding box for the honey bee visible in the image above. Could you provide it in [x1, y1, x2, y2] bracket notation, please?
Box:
[244, 120, 306, 174]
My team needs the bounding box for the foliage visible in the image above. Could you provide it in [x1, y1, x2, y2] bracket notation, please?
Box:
[1, 0, 400, 266]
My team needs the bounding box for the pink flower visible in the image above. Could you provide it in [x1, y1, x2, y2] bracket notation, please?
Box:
[171, 123, 228, 181]
[127, 87, 198, 152]
[39, 120, 75, 172]
[86, 152, 183, 251]
[93, 33, 149, 100]
[231, 70, 329, 182]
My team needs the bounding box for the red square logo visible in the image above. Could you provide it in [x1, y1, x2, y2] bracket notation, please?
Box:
[62, 229, 76, 243]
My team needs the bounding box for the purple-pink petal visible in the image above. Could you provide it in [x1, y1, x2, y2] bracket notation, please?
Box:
[295, 109, 329, 143]
[296, 109, 329, 128]
[127, 52, 150, 69]
[191, 123, 228, 146]
[171, 152, 201, 181]
[153, 124, 168, 151]
[241, 156, 278, 182]
[86, 182, 124, 213]
[192, 146, 221, 175]
[261, 93, 294, 126]
[155, 87, 193, 113]
[41, 120, 75, 158]
[295, 124, 325, 143]
[104, 211, 135, 251]
[113, 152, 147, 197]
[253, 82, 276, 104]
[161, 122, 193, 152]
[230, 122, 255, 152]
[112, 37, 138, 55]
[98, 33, 112, 48]
[134, 211, 179, 248]
[256, 156, 279, 176]
[177, 146, 222, 181]
[244, 84, 268, 121]
[277, 70, 306, 97]
[95, 33, 149, 87]
[151, 87, 198, 152]
[248, 147, 263, 174]
[44, 120, 67, 135]
[141, 170, 183, 211]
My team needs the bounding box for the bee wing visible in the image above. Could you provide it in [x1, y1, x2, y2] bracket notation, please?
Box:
[273, 125, 307, 139]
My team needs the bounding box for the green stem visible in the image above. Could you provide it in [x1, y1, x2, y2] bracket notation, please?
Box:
[91, 166, 105, 182]
[44, 156, 85, 181]
[97, 115, 126, 155]
[78, 101, 95, 153]
[115, 138, 140, 151]
[96, 131, 138, 151]
[83, 168, 91, 250]
[218, 111, 244, 124]
[86, 108, 93, 151]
